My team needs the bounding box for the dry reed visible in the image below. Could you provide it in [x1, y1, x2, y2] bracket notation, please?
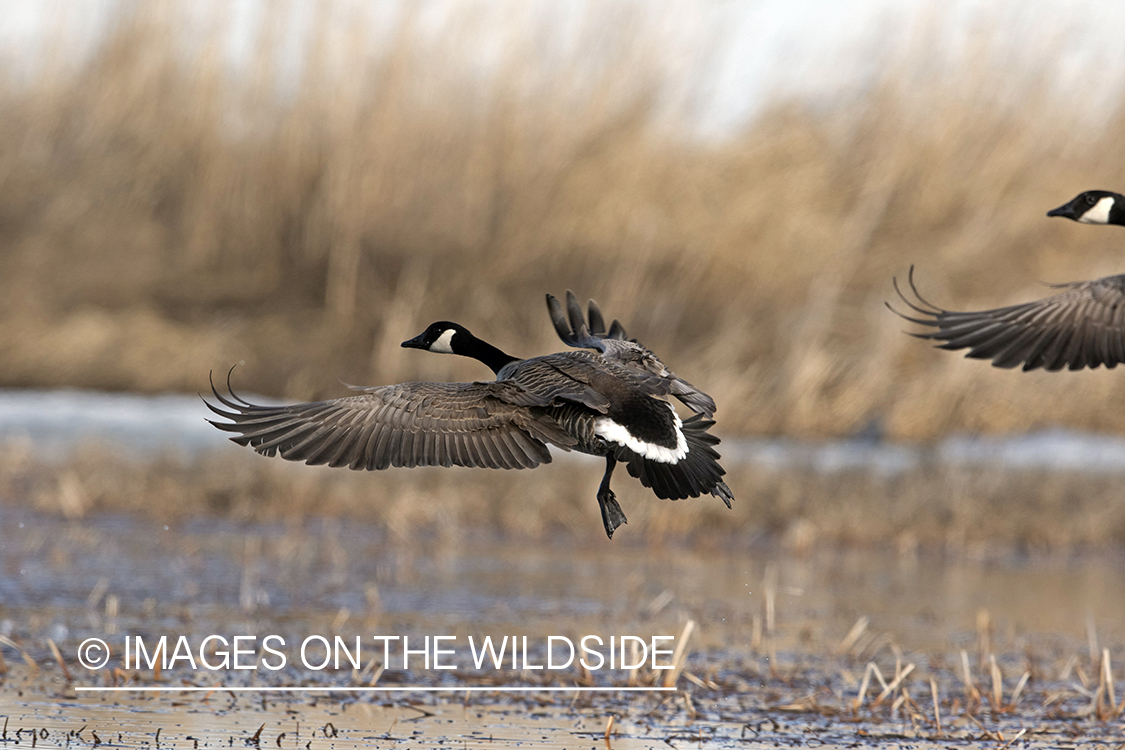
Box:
[1, 4, 1125, 443]
[12, 437, 1125, 549]
[662, 619, 695, 688]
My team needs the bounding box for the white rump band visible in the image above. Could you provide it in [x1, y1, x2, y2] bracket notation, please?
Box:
[595, 408, 688, 464]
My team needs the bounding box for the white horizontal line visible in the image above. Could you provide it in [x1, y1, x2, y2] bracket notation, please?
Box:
[75, 686, 676, 693]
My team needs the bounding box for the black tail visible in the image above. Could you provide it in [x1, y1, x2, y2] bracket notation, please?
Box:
[614, 413, 732, 504]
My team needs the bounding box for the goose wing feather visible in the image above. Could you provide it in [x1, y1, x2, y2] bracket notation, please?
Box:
[532, 351, 678, 400]
[545, 291, 717, 416]
[889, 267, 1125, 371]
[206, 375, 559, 471]
[547, 291, 630, 350]
[497, 356, 613, 412]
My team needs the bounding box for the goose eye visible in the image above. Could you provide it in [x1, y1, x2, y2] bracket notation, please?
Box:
[1087, 195, 1098, 205]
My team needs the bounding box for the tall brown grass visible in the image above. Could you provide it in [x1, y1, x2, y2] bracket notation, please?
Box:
[3, 3, 1125, 440]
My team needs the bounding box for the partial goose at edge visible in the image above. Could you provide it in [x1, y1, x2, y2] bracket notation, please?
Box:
[888, 190, 1125, 372]
[888, 265, 1125, 372]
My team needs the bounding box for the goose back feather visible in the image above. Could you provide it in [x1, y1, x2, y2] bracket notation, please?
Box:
[547, 291, 718, 417]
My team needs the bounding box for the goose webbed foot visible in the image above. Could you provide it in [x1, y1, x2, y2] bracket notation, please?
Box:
[597, 455, 627, 539]
[598, 487, 627, 539]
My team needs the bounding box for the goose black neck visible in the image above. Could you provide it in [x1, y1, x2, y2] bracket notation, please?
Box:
[1111, 202, 1125, 226]
[460, 334, 520, 375]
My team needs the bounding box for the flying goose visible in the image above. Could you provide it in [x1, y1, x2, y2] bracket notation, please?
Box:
[889, 191, 1125, 371]
[206, 292, 733, 539]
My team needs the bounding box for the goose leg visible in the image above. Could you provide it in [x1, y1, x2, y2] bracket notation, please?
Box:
[597, 455, 628, 539]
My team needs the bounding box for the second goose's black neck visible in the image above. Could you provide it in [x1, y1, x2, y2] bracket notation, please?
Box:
[459, 333, 521, 375]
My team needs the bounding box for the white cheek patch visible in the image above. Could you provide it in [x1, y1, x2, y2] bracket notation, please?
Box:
[595, 407, 688, 464]
[429, 329, 457, 354]
[1080, 196, 1115, 224]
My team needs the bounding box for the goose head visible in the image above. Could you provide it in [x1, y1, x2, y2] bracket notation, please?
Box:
[1047, 190, 1125, 225]
[402, 321, 520, 375]
[402, 322, 471, 354]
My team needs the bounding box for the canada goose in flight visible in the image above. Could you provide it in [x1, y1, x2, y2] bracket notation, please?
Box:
[890, 191, 1125, 371]
[206, 292, 733, 539]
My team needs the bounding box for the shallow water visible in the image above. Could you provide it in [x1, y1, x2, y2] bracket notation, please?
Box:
[4, 503, 1125, 746]
[6, 389, 1125, 745]
[1, 694, 692, 750]
[4, 503, 1125, 667]
[5, 506, 1125, 746]
[0, 689, 1006, 750]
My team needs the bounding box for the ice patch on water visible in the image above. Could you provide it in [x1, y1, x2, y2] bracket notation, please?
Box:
[0, 388, 278, 457]
[2, 390, 1125, 474]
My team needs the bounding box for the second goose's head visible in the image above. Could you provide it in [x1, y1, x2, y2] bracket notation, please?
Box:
[402, 321, 519, 375]
[1047, 190, 1125, 225]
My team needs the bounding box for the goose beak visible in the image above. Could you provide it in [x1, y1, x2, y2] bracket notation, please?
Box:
[1047, 199, 1080, 220]
[401, 334, 427, 350]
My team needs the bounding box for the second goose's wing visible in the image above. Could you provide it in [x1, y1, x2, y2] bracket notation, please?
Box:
[206, 376, 564, 470]
[890, 267, 1125, 371]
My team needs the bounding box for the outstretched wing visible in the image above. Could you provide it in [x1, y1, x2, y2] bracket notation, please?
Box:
[205, 371, 561, 470]
[547, 291, 630, 349]
[545, 291, 717, 416]
[889, 266, 1125, 371]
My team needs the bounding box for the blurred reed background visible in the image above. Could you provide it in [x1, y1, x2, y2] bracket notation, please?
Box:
[4, 2, 1125, 549]
[9, 441, 1125, 552]
[2, 2, 1125, 439]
